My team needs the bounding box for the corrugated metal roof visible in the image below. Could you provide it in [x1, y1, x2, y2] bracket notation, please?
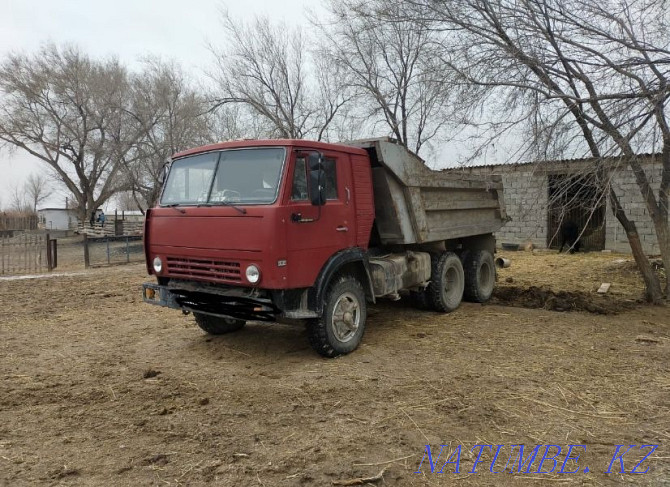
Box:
[449, 153, 660, 170]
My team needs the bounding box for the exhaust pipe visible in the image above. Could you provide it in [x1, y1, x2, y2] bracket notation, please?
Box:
[495, 257, 511, 269]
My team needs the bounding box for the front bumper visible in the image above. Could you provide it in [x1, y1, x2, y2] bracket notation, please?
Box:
[142, 282, 278, 321]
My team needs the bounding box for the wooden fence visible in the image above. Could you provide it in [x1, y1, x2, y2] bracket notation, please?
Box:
[0, 214, 38, 232]
[74, 220, 144, 237]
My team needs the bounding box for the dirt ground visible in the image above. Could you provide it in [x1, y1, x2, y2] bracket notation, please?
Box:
[0, 250, 668, 486]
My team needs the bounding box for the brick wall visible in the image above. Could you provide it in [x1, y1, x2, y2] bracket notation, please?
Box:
[450, 156, 667, 254]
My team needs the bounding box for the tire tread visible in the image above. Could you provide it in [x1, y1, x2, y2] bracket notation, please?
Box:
[307, 276, 366, 358]
[463, 250, 495, 303]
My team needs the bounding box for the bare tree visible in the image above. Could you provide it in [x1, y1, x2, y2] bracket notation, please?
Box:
[9, 184, 31, 213]
[319, 1, 457, 154]
[210, 12, 350, 141]
[114, 190, 147, 212]
[0, 44, 134, 221]
[211, 103, 273, 142]
[397, 0, 670, 301]
[123, 58, 213, 211]
[24, 173, 52, 211]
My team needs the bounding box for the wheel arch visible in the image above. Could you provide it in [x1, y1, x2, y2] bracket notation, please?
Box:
[309, 248, 375, 315]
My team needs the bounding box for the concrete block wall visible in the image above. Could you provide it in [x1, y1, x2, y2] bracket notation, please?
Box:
[606, 161, 666, 255]
[453, 164, 548, 248]
[451, 157, 667, 255]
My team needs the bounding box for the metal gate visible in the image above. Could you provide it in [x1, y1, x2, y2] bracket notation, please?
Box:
[0, 233, 56, 275]
[547, 174, 606, 251]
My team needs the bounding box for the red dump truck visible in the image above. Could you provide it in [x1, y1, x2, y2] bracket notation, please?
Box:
[143, 138, 507, 356]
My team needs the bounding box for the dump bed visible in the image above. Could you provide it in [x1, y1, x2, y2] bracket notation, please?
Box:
[346, 138, 507, 245]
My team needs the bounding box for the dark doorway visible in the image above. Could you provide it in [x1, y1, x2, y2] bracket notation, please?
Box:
[547, 173, 606, 251]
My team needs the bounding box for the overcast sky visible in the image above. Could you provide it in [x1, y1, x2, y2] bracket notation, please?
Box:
[0, 0, 318, 209]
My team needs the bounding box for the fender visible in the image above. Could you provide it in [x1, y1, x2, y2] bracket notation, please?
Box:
[143, 208, 153, 275]
[309, 247, 376, 314]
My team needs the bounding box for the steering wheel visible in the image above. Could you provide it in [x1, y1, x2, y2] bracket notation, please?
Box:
[221, 189, 241, 202]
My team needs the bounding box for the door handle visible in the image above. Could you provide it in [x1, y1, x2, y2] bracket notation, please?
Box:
[336, 226, 348, 232]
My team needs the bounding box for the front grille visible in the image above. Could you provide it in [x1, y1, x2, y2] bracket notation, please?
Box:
[166, 257, 242, 283]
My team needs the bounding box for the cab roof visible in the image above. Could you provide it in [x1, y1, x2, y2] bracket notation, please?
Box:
[172, 139, 369, 160]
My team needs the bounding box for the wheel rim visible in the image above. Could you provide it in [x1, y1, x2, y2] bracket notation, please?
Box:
[331, 292, 361, 343]
[443, 265, 461, 303]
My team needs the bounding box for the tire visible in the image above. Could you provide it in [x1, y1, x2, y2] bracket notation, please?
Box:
[194, 313, 246, 335]
[427, 252, 465, 312]
[308, 276, 367, 358]
[463, 250, 496, 303]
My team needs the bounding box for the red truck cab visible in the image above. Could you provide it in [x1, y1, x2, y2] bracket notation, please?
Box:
[144, 140, 377, 355]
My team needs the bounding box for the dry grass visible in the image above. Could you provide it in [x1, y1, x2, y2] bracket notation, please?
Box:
[496, 249, 650, 299]
[0, 254, 668, 486]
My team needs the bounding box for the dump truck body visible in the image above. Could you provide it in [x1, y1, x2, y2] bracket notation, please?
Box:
[348, 138, 507, 245]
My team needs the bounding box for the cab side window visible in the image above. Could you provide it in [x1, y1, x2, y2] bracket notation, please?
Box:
[323, 158, 338, 200]
[291, 155, 339, 201]
[291, 157, 308, 201]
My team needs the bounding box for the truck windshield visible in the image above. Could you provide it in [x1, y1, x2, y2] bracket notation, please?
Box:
[160, 148, 286, 206]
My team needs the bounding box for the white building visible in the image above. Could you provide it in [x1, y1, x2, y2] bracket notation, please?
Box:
[37, 208, 80, 231]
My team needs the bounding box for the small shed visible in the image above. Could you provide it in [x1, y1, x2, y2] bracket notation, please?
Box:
[37, 208, 80, 231]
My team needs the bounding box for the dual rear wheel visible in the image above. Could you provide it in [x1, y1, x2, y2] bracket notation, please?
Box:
[413, 249, 495, 311]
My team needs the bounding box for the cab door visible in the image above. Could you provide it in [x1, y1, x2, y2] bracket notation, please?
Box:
[284, 150, 356, 288]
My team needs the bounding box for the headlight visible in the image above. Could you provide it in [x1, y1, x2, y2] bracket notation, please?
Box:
[153, 256, 163, 274]
[245, 264, 260, 284]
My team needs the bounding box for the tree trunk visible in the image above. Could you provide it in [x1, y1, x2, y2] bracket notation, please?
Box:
[651, 221, 670, 298]
[609, 187, 664, 303]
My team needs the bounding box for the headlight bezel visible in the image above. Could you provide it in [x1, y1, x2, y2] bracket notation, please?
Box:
[245, 264, 261, 284]
[152, 256, 163, 274]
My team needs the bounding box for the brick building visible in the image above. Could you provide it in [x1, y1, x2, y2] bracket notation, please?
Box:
[449, 155, 667, 254]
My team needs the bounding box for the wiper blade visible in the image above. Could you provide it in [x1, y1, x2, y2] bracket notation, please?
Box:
[216, 201, 247, 214]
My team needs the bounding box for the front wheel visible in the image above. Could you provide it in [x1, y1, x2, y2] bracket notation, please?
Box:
[308, 276, 367, 358]
[194, 313, 246, 335]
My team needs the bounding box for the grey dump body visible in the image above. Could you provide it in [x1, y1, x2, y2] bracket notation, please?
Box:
[347, 138, 507, 245]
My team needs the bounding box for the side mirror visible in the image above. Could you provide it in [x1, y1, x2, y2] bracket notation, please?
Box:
[308, 153, 326, 206]
[159, 159, 172, 185]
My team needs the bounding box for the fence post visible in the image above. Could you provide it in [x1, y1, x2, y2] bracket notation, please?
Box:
[46, 233, 52, 271]
[83, 234, 90, 269]
[126, 236, 130, 263]
[52, 239, 58, 270]
[106, 238, 110, 265]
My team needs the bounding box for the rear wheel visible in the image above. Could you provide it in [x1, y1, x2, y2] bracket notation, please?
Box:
[308, 276, 367, 358]
[463, 250, 495, 303]
[194, 313, 246, 335]
[427, 252, 465, 312]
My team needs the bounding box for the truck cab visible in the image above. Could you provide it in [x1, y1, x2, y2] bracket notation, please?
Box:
[144, 138, 506, 357]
